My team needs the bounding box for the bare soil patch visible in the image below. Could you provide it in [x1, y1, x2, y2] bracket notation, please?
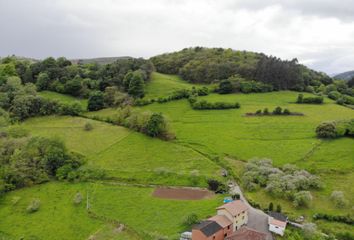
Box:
[152, 187, 214, 200]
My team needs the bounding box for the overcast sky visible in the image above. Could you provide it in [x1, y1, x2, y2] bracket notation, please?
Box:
[1, 0, 354, 74]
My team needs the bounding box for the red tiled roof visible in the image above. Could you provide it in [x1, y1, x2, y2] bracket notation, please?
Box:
[216, 200, 248, 216]
[208, 215, 232, 228]
[225, 226, 267, 240]
[269, 218, 287, 228]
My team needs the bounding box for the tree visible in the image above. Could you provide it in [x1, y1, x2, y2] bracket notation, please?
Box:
[36, 72, 50, 91]
[316, 121, 337, 138]
[330, 191, 348, 208]
[283, 108, 290, 115]
[293, 191, 312, 208]
[128, 71, 145, 98]
[273, 106, 282, 115]
[263, 108, 269, 115]
[268, 202, 274, 211]
[87, 91, 104, 111]
[145, 113, 166, 137]
[64, 76, 82, 96]
[219, 79, 233, 94]
[296, 94, 303, 103]
[276, 204, 282, 213]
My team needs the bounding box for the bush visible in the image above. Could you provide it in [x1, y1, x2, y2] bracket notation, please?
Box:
[232, 193, 240, 200]
[263, 108, 269, 115]
[73, 192, 83, 205]
[27, 199, 41, 213]
[84, 122, 93, 131]
[183, 213, 199, 227]
[315, 121, 337, 138]
[297, 94, 323, 104]
[273, 106, 282, 115]
[191, 100, 240, 110]
[87, 91, 104, 111]
[330, 191, 348, 208]
[268, 202, 274, 211]
[207, 179, 228, 193]
[283, 108, 290, 115]
[328, 91, 342, 100]
[145, 113, 167, 137]
[293, 191, 312, 208]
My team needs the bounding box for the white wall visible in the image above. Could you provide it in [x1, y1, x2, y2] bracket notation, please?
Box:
[269, 224, 285, 236]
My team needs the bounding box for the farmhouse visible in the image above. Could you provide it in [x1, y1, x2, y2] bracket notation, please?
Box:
[192, 220, 224, 240]
[208, 215, 233, 238]
[216, 200, 248, 231]
[225, 226, 267, 240]
[268, 211, 288, 236]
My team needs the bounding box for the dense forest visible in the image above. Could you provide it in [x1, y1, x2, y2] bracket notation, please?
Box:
[151, 47, 332, 90]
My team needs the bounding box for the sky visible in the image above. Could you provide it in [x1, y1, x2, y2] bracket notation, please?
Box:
[0, 0, 354, 74]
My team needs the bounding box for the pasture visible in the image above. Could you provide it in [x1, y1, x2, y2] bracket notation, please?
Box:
[21, 116, 222, 186]
[0, 182, 223, 240]
[38, 90, 88, 109]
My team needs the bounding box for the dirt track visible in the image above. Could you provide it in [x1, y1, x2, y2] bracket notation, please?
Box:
[152, 187, 214, 200]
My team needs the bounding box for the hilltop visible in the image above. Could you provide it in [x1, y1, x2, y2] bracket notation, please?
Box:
[334, 70, 354, 81]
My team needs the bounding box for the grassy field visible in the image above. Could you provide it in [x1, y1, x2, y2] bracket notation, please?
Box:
[38, 90, 88, 109]
[21, 116, 222, 186]
[2, 73, 353, 239]
[0, 182, 223, 240]
[144, 72, 209, 99]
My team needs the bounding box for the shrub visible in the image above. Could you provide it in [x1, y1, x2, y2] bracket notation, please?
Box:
[316, 121, 337, 138]
[296, 94, 303, 103]
[328, 91, 342, 100]
[73, 192, 83, 205]
[283, 108, 290, 115]
[268, 202, 274, 211]
[191, 100, 240, 110]
[84, 122, 93, 131]
[263, 108, 269, 115]
[276, 204, 282, 213]
[219, 79, 233, 94]
[27, 199, 41, 213]
[183, 213, 199, 227]
[145, 113, 167, 137]
[330, 191, 348, 208]
[87, 91, 104, 111]
[255, 109, 262, 115]
[293, 191, 312, 208]
[232, 193, 240, 200]
[207, 179, 228, 193]
[273, 106, 282, 115]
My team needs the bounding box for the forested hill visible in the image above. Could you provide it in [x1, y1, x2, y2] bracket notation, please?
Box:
[150, 47, 331, 91]
[334, 70, 354, 81]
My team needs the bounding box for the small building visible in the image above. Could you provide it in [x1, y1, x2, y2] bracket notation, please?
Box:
[216, 200, 248, 231]
[208, 215, 233, 238]
[225, 226, 267, 240]
[192, 220, 224, 240]
[268, 211, 288, 236]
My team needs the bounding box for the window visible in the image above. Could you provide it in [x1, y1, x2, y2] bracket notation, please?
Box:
[224, 233, 227, 237]
[227, 226, 230, 230]
[213, 236, 215, 240]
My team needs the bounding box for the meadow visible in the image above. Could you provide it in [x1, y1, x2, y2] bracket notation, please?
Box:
[1, 72, 353, 239]
[38, 90, 88, 109]
[144, 72, 209, 99]
[21, 116, 222, 186]
[0, 182, 223, 240]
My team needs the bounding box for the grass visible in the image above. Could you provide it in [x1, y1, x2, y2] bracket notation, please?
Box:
[0, 182, 223, 240]
[144, 72, 209, 99]
[38, 90, 88, 109]
[21, 116, 222, 186]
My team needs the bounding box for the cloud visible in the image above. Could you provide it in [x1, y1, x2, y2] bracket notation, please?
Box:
[0, 0, 353, 73]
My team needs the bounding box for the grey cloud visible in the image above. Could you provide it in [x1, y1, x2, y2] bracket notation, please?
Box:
[0, 0, 354, 74]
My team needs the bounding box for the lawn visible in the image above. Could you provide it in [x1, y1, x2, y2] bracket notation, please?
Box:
[144, 72, 209, 99]
[21, 116, 222, 186]
[0, 182, 223, 240]
[38, 90, 88, 109]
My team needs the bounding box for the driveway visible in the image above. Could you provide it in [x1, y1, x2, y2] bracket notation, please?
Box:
[229, 182, 274, 240]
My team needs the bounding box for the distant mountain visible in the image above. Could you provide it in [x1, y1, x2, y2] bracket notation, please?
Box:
[333, 70, 354, 81]
[70, 56, 132, 65]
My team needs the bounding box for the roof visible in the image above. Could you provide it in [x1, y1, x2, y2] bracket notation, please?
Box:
[269, 212, 287, 222]
[193, 220, 222, 237]
[216, 200, 248, 216]
[269, 218, 287, 228]
[226, 226, 267, 240]
[208, 215, 232, 228]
